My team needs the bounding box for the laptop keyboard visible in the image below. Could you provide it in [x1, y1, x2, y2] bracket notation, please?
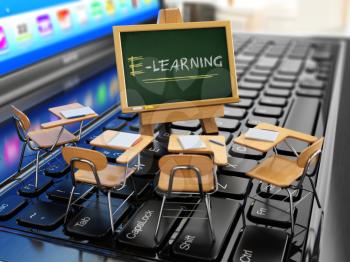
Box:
[0, 34, 338, 262]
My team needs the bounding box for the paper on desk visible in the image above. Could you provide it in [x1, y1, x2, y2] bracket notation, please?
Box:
[178, 135, 206, 150]
[245, 128, 279, 142]
[61, 106, 95, 119]
[108, 132, 141, 148]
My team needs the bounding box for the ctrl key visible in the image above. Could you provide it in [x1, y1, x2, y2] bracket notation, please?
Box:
[232, 226, 288, 262]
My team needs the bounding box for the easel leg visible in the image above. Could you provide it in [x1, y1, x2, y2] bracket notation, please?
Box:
[140, 123, 154, 136]
[200, 118, 219, 134]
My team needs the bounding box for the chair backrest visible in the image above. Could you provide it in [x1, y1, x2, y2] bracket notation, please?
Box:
[62, 147, 108, 171]
[159, 154, 214, 179]
[297, 137, 324, 168]
[11, 105, 31, 132]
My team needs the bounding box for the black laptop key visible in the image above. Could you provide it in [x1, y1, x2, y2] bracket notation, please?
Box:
[265, 88, 291, 98]
[265, 46, 287, 57]
[239, 89, 259, 99]
[172, 120, 201, 131]
[216, 118, 240, 132]
[216, 175, 251, 200]
[273, 73, 297, 82]
[313, 49, 332, 61]
[118, 112, 137, 121]
[297, 89, 323, 98]
[248, 198, 297, 228]
[269, 80, 294, 90]
[299, 76, 325, 89]
[278, 59, 303, 75]
[224, 107, 247, 120]
[254, 106, 283, 118]
[18, 175, 52, 197]
[317, 72, 329, 81]
[66, 197, 130, 238]
[227, 98, 253, 109]
[236, 54, 256, 65]
[46, 179, 92, 202]
[249, 68, 271, 77]
[244, 75, 268, 84]
[246, 117, 278, 127]
[259, 96, 287, 107]
[239, 81, 264, 91]
[44, 161, 70, 178]
[221, 157, 258, 177]
[0, 195, 27, 220]
[17, 201, 66, 230]
[232, 225, 288, 262]
[255, 57, 278, 69]
[289, 45, 309, 59]
[103, 119, 126, 131]
[119, 200, 183, 249]
[219, 131, 233, 144]
[173, 197, 240, 261]
[278, 97, 319, 154]
[230, 143, 266, 160]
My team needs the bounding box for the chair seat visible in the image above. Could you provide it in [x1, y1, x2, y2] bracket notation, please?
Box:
[247, 155, 304, 188]
[158, 169, 215, 193]
[28, 127, 77, 148]
[74, 165, 135, 188]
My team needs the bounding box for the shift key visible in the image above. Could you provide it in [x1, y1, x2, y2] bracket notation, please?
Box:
[278, 97, 319, 154]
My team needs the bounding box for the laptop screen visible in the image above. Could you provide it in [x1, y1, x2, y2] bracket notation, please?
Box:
[0, 0, 160, 76]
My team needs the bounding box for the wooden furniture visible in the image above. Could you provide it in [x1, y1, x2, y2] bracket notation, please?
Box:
[89, 130, 153, 165]
[41, 103, 98, 140]
[113, 8, 239, 136]
[168, 134, 228, 166]
[234, 123, 318, 153]
[11, 105, 78, 194]
[243, 137, 324, 235]
[62, 146, 135, 233]
[155, 154, 218, 241]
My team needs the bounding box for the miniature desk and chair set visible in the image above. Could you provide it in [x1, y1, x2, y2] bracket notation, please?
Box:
[9, 8, 325, 251]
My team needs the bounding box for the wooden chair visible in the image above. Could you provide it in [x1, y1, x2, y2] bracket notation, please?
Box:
[11, 105, 77, 191]
[244, 137, 324, 234]
[62, 146, 135, 233]
[155, 154, 218, 241]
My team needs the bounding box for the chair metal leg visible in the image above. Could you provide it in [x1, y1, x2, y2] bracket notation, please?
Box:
[307, 176, 322, 208]
[205, 195, 216, 242]
[155, 195, 166, 241]
[286, 188, 294, 235]
[34, 151, 40, 189]
[17, 141, 27, 174]
[107, 190, 115, 233]
[64, 186, 76, 223]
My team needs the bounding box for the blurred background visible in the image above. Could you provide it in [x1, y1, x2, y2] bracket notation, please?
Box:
[165, 0, 350, 36]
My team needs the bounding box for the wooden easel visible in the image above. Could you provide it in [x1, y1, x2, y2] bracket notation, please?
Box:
[139, 8, 225, 136]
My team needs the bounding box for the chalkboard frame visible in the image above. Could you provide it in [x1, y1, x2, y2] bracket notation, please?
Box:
[113, 21, 239, 113]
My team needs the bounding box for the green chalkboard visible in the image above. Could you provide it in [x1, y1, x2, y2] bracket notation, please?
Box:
[113, 21, 238, 112]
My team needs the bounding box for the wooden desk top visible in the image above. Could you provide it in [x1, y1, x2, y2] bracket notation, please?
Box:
[234, 123, 318, 152]
[41, 103, 98, 129]
[168, 134, 228, 166]
[90, 130, 154, 164]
